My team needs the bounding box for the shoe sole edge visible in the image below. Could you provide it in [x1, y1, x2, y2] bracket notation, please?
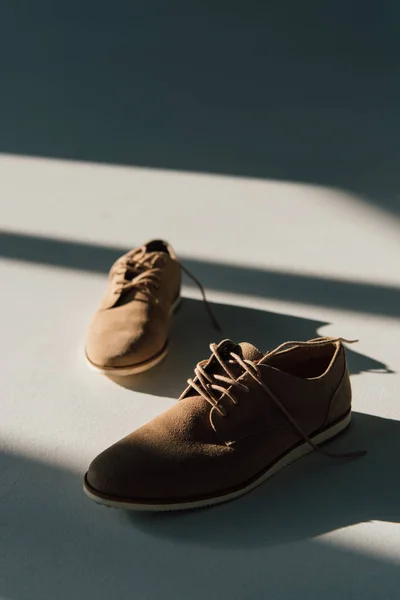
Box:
[83, 410, 351, 511]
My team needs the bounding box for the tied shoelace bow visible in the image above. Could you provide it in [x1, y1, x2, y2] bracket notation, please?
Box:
[112, 247, 221, 331]
[185, 337, 366, 460]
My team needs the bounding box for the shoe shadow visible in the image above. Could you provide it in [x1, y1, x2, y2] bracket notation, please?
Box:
[128, 411, 400, 548]
[3, 419, 400, 600]
[108, 297, 391, 398]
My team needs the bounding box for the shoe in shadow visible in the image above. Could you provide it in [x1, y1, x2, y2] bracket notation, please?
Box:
[107, 297, 391, 398]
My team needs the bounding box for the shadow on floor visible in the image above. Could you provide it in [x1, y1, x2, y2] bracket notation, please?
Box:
[129, 411, 400, 547]
[2, 410, 400, 600]
[108, 297, 391, 399]
[1, 230, 399, 317]
[1, 2, 400, 219]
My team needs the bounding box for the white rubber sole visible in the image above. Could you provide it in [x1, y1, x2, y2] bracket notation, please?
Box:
[83, 411, 351, 511]
[85, 295, 181, 376]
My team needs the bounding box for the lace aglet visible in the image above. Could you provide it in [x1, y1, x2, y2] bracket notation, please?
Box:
[331, 448, 368, 461]
[350, 449, 368, 459]
[339, 338, 359, 345]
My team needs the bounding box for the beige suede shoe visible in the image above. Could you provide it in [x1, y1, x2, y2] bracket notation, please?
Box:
[84, 337, 365, 511]
[85, 240, 182, 375]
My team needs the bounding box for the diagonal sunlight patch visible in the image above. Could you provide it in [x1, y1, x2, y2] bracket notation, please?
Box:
[0, 229, 399, 318]
[315, 521, 400, 565]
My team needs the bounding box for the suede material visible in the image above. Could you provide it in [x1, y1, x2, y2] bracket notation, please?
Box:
[210, 366, 330, 445]
[87, 397, 233, 500]
[86, 340, 352, 502]
[325, 363, 352, 425]
[85, 242, 180, 368]
[180, 340, 263, 400]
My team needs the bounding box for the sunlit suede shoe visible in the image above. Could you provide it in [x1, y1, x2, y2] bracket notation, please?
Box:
[84, 337, 365, 510]
[85, 239, 182, 375]
[85, 239, 218, 375]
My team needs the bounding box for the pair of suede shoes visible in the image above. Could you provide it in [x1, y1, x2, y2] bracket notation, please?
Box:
[84, 240, 365, 512]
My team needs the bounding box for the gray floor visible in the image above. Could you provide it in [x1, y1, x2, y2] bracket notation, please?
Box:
[1, 5, 400, 599]
[1, 156, 400, 600]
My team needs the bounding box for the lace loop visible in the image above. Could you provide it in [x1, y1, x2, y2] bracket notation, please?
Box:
[185, 338, 366, 460]
[112, 246, 221, 331]
[112, 249, 162, 302]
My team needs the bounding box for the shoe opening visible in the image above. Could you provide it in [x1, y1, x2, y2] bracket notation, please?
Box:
[266, 342, 339, 379]
[146, 240, 171, 255]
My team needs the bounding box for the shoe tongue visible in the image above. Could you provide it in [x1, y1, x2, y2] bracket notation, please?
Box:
[215, 339, 263, 362]
[113, 251, 166, 307]
[124, 251, 164, 281]
[238, 341, 263, 362]
[143, 251, 166, 268]
[181, 340, 262, 400]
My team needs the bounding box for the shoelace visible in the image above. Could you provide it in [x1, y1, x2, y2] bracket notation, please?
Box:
[112, 247, 221, 331]
[113, 251, 162, 302]
[185, 337, 366, 460]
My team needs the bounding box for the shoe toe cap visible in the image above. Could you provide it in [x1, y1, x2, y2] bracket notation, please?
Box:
[85, 438, 170, 503]
[85, 314, 164, 369]
[85, 401, 233, 507]
[85, 444, 132, 499]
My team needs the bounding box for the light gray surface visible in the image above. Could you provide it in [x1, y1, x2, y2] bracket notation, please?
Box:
[1, 4, 400, 597]
[1, 155, 399, 600]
